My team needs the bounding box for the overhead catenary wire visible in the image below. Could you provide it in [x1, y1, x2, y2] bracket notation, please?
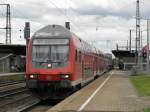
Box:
[10, 5, 43, 31]
[1, 1, 42, 32]
[65, 0, 102, 31]
[47, 0, 89, 37]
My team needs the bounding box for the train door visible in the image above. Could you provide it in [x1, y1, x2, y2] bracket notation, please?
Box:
[76, 50, 84, 87]
[81, 54, 84, 80]
[78, 51, 83, 80]
[75, 50, 83, 83]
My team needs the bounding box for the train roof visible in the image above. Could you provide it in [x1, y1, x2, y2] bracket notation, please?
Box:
[32, 24, 104, 56]
[33, 25, 72, 38]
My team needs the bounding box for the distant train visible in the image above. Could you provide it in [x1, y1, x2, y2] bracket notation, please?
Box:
[25, 24, 112, 99]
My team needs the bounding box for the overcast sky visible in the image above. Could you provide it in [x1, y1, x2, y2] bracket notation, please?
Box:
[0, 0, 150, 53]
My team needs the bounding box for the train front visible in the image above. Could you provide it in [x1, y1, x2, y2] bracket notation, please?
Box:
[25, 25, 75, 99]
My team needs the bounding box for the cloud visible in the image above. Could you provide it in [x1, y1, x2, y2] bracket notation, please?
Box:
[0, 0, 149, 53]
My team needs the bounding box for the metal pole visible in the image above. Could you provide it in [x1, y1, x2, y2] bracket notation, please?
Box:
[140, 31, 143, 70]
[116, 44, 118, 50]
[6, 4, 11, 44]
[8, 4, 11, 44]
[127, 40, 128, 50]
[136, 0, 141, 68]
[0, 4, 11, 44]
[141, 31, 143, 49]
[129, 30, 132, 51]
[147, 20, 149, 72]
[6, 4, 8, 44]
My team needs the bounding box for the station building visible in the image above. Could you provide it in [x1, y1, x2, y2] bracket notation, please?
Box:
[112, 45, 147, 70]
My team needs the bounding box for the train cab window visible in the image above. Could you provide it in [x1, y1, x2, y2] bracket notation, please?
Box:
[32, 38, 69, 69]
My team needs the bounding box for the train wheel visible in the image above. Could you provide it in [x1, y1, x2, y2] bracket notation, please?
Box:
[77, 83, 82, 89]
[72, 83, 81, 92]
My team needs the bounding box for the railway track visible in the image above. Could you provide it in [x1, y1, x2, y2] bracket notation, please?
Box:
[0, 82, 26, 97]
[0, 80, 25, 87]
[0, 81, 40, 112]
[0, 77, 89, 112]
[23, 99, 61, 112]
[0, 92, 40, 112]
[0, 87, 27, 98]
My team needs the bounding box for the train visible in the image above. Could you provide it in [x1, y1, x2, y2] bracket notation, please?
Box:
[25, 24, 112, 99]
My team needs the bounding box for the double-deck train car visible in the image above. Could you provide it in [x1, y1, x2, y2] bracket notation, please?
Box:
[25, 24, 111, 99]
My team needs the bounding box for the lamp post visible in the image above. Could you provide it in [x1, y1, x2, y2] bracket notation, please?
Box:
[147, 20, 150, 72]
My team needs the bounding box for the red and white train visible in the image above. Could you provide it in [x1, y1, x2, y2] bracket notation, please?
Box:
[25, 24, 112, 99]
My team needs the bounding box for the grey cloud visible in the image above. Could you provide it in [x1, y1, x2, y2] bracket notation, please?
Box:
[75, 6, 135, 19]
[0, 0, 149, 52]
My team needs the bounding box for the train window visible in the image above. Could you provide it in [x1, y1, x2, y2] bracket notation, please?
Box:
[79, 51, 81, 62]
[79, 38, 81, 42]
[32, 46, 49, 60]
[32, 45, 69, 69]
[75, 50, 78, 62]
[51, 46, 69, 62]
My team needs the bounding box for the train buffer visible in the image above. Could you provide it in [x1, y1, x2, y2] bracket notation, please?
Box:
[48, 70, 150, 112]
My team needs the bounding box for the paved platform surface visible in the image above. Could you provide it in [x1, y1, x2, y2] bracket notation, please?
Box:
[48, 70, 150, 112]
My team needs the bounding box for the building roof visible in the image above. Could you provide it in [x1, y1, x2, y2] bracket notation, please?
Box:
[112, 50, 136, 57]
[0, 44, 26, 55]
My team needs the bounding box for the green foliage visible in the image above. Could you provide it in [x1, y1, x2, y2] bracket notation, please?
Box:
[130, 75, 150, 96]
[144, 108, 150, 112]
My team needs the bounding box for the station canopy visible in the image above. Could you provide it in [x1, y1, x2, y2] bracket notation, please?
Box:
[0, 44, 26, 55]
[112, 50, 136, 58]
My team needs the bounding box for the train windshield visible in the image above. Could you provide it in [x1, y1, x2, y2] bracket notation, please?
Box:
[32, 39, 69, 69]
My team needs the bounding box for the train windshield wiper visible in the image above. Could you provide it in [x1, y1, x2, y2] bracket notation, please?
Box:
[32, 59, 47, 63]
[46, 58, 66, 63]
[48, 60, 63, 63]
[33, 58, 66, 63]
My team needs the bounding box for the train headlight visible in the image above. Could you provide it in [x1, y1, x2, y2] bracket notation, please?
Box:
[48, 64, 52, 68]
[60, 74, 70, 79]
[29, 74, 37, 79]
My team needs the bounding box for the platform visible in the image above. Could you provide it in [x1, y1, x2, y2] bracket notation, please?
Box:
[48, 70, 150, 112]
[0, 72, 24, 77]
